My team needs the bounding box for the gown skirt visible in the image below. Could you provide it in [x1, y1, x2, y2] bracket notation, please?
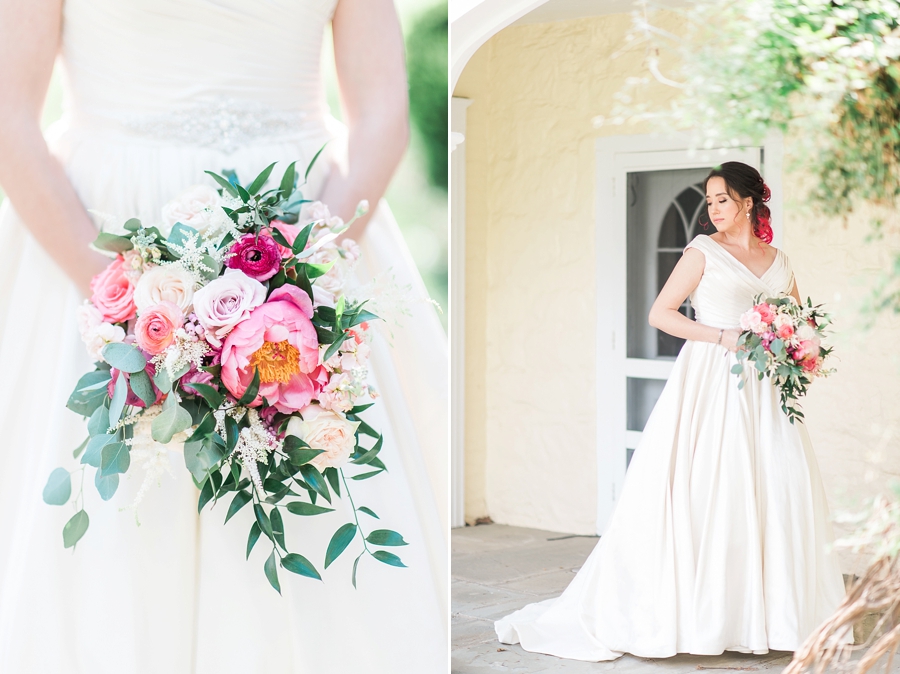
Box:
[496, 235, 847, 661]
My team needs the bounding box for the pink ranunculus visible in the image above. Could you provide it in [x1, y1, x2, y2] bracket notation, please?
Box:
[226, 232, 282, 281]
[220, 285, 322, 413]
[107, 359, 165, 408]
[135, 301, 183, 355]
[90, 256, 137, 324]
[755, 303, 776, 325]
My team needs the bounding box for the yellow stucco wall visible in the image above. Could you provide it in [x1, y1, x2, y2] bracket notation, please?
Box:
[456, 13, 900, 552]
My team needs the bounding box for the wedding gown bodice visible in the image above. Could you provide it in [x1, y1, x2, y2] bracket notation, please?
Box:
[686, 234, 794, 329]
[61, 0, 339, 151]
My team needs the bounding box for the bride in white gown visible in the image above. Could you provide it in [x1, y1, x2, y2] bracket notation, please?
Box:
[496, 162, 846, 661]
[0, 0, 447, 672]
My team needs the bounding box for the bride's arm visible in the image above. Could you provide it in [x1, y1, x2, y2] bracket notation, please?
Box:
[319, 0, 409, 240]
[648, 248, 742, 352]
[0, 0, 108, 296]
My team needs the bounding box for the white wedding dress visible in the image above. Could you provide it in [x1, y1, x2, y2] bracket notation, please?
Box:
[0, 1, 448, 672]
[496, 234, 846, 661]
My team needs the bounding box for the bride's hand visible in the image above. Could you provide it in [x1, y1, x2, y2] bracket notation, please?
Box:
[720, 328, 742, 353]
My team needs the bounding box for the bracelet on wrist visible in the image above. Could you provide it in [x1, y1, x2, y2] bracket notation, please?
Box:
[717, 329, 724, 346]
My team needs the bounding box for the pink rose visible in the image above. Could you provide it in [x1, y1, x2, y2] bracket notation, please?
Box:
[801, 356, 820, 373]
[192, 269, 267, 348]
[220, 285, 323, 413]
[135, 301, 183, 355]
[776, 323, 794, 339]
[226, 232, 282, 281]
[90, 256, 137, 324]
[754, 303, 775, 325]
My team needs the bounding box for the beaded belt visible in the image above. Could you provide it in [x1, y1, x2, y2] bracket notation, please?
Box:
[94, 99, 312, 154]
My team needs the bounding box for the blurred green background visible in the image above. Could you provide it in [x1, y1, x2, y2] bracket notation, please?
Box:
[1, 0, 448, 329]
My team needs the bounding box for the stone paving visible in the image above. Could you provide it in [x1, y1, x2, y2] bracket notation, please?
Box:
[451, 523, 891, 674]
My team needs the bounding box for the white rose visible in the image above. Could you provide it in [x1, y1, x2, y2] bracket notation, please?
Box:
[286, 405, 360, 471]
[796, 323, 817, 341]
[773, 313, 792, 330]
[739, 310, 762, 333]
[134, 265, 196, 314]
[192, 269, 267, 347]
[161, 185, 223, 236]
[77, 303, 126, 362]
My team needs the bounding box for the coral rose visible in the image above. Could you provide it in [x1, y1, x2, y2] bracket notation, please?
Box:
[220, 285, 323, 413]
[286, 404, 360, 471]
[90, 256, 137, 323]
[135, 301, 183, 355]
[226, 232, 282, 281]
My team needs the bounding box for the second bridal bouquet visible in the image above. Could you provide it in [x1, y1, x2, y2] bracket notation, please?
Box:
[43, 156, 409, 592]
[731, 294, 835, 424]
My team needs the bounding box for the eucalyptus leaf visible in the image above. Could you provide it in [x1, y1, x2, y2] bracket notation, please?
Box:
[67, 371, 112, 417]
[72, 436, 89, 459]
[42, 468, 71, 506]
[108, 371, 128, 427]
[100, 441, 130, 476]
[63, 510, 90, 549]
[324, 523, 357, 569]
[92, 232, 134, 254]
[129, 369, 157, 407]
[81, 433, 116, 467]
[87, 404, 111, 437]
[281, 553, 321, 580]
[151, 402, 193, 444]
[167, 223, 200, 252]
[123, 218, 142, 232]
[95, 471, 120, 501]
[153, 367, 173, 394]
[102, 343, 147, 374]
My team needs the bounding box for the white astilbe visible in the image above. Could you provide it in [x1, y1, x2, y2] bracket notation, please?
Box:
[152, 329, 210, 379]
[165, 231, 226, 284]
[121, 407, 180, 522]
[215, 406, 282, 493]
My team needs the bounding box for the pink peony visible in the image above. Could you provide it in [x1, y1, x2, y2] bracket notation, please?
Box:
[90, 256, 137, 323]
[801, 356, 820, 374]
[226, 232, 282, 281]
[135, 301, 183, 355]
[220, 285, 323, 413]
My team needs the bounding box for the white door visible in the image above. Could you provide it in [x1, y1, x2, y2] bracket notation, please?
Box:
[594, 137, 780, 535]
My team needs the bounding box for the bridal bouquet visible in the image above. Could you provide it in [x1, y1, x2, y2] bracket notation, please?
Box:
[43, 155, 408, 592]
[731, 294, 834, 424]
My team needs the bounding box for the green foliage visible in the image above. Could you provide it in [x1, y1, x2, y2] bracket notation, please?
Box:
[42, 468, 71, 506]
[406, 2, 448, 191]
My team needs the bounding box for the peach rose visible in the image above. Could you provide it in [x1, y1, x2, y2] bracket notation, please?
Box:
[90, 256, 137, 323]
[286, 404, 360, 471]
[135, 301, 183, 355]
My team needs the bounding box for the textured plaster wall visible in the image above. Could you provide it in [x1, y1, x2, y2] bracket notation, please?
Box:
[456, 13, 900, 549]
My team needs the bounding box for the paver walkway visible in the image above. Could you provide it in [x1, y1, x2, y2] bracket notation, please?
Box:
[451, 523, 889, 674]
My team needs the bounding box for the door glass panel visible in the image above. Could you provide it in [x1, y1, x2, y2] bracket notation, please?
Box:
[626, 168, 710, 361]
[626, 378, 667, 431]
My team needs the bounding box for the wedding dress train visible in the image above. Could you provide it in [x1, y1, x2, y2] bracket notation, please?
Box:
[0, 1, 447, 672]
[496, 234, 846, 661]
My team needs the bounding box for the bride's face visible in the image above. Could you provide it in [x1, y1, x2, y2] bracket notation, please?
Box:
[705, 177, 750, 233]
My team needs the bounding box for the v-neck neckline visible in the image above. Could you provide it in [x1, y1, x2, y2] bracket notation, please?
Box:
[706, 236, 779, 281]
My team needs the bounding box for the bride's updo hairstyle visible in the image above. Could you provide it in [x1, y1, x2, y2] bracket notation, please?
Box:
[703, 162, 773, 244]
